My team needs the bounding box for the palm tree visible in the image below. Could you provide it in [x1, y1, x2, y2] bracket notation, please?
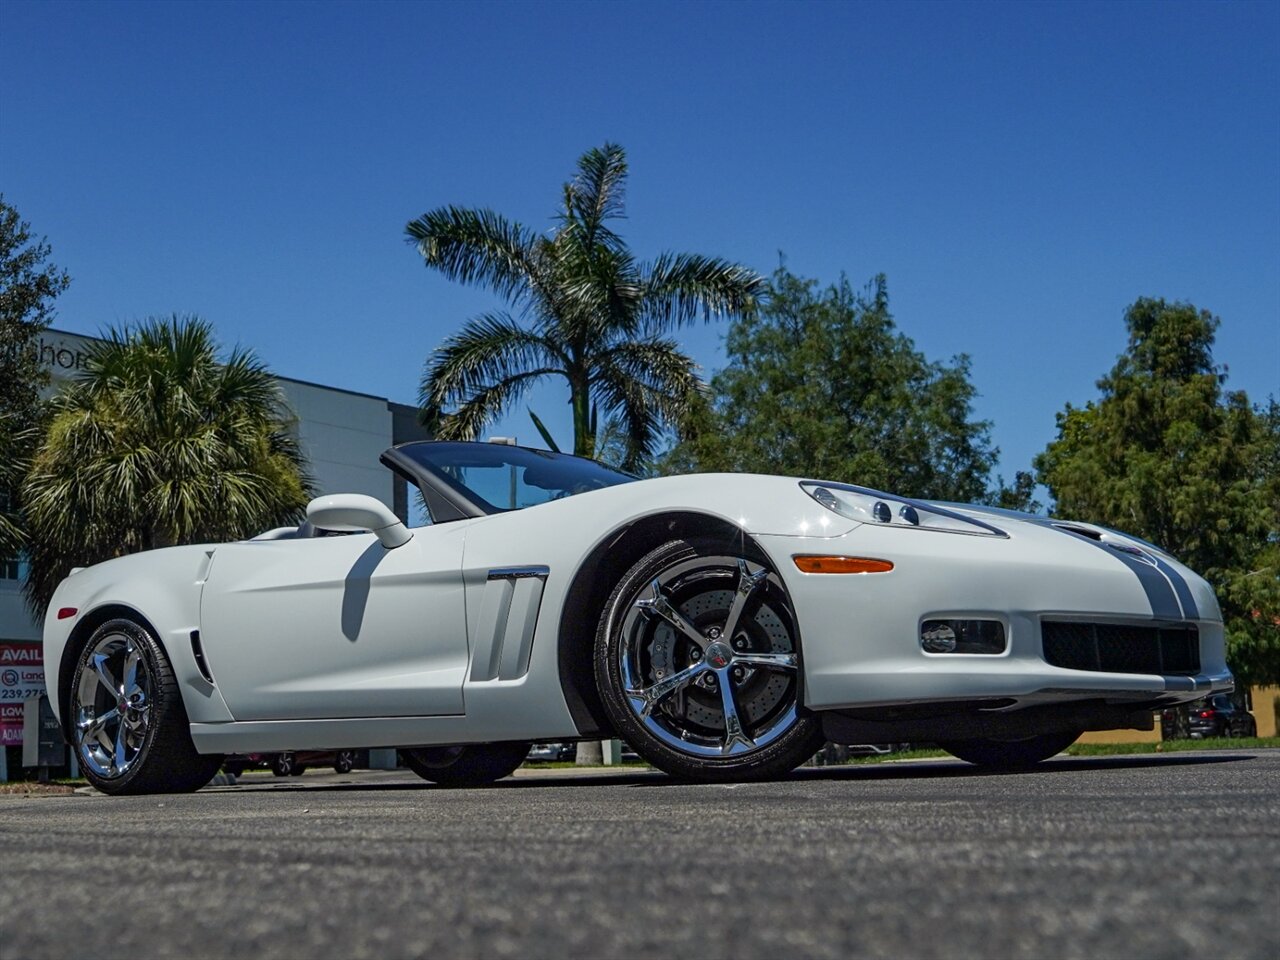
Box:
[22, 315, 313, 614]
[406, 143, 764, 470]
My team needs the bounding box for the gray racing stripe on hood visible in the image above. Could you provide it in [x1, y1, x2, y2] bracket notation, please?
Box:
[1149, 555, 1199, 619]
[1040, 523, 1183, 620]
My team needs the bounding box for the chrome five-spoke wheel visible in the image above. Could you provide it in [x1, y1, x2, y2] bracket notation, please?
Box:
[75, 630, 153, 780]
[596, 539, 823, 781]
[69, 618, 222, 795]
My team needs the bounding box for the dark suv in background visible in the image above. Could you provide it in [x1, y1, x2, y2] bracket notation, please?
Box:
[1161, 695, 1258, 740]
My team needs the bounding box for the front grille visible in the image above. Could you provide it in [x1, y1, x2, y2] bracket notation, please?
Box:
[1042, 621, 1200, 676]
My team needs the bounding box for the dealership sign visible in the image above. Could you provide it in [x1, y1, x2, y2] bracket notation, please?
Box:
[1, 643, 45, 746]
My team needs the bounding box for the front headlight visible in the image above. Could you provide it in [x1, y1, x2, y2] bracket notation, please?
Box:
[800, 482, 1007, 538]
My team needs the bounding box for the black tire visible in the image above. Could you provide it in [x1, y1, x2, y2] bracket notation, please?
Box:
[223, 760, 248, 777]
[69, 617, 223, 795]
[291, 765, 308, 776]
[938, 730, 1081, 768]
[271, 754, 296, 777]
[399, 742, 530, 786]
[333, 751, 355, 774]
[594, 538, 824, 783]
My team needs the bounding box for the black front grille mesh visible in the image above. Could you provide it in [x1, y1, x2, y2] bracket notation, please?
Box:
[1042, 621, 1200, 676]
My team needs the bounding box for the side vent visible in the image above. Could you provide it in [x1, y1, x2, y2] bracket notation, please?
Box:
[470, 566, 549, 682]
[190, 630, 215, 684]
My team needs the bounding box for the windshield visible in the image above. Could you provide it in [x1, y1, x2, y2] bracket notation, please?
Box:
[396, 442, 635, 514]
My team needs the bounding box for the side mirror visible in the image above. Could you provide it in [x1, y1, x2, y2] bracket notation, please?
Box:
[306, 494, 413, 549]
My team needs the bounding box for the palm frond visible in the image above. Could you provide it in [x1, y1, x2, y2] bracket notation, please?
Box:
[591, 339, 702, 469]
[555, 243, 643, 341]
[563, 143, 628, 240]
[420, 312, 568, 420]
[638, 253, 765, 333]
[433, 369, 562, 442]
[405, 207, 547, 308]
[590, 373, 661, 470]
[528, 408, 562, 453]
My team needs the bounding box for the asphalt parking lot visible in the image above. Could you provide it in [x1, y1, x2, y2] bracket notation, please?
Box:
[2, 750, 1277, 960]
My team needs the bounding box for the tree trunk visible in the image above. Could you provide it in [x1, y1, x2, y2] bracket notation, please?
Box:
[570, 369, 594, 459]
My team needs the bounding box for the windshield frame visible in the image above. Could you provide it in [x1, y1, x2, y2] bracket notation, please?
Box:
[380, 441, 636, 524]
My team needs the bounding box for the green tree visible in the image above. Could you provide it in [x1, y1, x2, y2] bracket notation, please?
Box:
[1034, 298, 1280, 685]
[406, 143, 763, 471]
[22, 316, 314, 614]
[666, 266, 999, 502]
[0, 196, 71, 561]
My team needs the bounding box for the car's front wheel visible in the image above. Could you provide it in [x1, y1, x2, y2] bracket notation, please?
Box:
[70, 618, 222, 795]
[594, 538, 824, 782]
[399, 742, 530, 786]
[938, 730, 1080, 768]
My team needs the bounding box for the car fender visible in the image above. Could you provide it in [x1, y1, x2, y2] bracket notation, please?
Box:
[43, 545, 235, 730]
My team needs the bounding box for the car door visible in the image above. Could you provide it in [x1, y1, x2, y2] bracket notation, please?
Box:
[198, 523, 468, 721]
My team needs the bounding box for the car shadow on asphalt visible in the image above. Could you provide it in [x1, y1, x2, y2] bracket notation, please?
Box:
[220, 751, 1256, 794]
[226, 771, 668, 792]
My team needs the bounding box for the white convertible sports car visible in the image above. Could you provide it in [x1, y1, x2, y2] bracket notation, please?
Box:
[43, 441, 1233, 794]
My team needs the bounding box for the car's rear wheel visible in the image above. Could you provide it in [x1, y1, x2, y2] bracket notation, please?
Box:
[333, 751, 355, 774]
[938, 730, 1080, 768]
[271, 754, 297, 777]
[399, 742, 530, 786]
[70, 618, 222, 795]
[595, 538, 824, 782]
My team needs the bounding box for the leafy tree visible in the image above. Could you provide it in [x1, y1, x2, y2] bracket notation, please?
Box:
[665, 266, 999, 503]
[0, 196, 70, 561]
[22, 316, 314, 614]
[1034, 298, 1280, 685]
[406, 142, 763, 471]
[991, 470, 1042, 514]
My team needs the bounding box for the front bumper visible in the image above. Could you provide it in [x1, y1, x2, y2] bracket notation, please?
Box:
[755, 524, 1230, 713]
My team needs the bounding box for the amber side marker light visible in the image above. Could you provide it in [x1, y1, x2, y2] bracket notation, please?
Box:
[792, 556, 894, 574]
[56, 607, 78, 620]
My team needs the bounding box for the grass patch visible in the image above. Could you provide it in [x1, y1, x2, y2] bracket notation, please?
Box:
[522, 760, 651, 770]
[848, 748, 949, 763]
[1066, 736, 1280, 756]
[0, 781, 79, 796]
[839, 737, 1280, 763]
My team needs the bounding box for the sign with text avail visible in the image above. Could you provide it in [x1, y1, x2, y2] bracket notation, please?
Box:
[1, 643, 46, 746]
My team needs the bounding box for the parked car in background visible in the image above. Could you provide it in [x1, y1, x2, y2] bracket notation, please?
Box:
[1161, 695, 1257, 740]
[526, 742, 576, 763]
[223, 750, 358, 777]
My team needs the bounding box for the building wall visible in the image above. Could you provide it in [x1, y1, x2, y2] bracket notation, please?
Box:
[277, 378, 397, 507]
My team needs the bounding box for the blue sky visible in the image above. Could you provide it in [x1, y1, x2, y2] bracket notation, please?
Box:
[3, 0, 1277, 484]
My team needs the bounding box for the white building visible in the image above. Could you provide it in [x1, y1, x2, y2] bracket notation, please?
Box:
[0, 328, 428, 775]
